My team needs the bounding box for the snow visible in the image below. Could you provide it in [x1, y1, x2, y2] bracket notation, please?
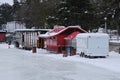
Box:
[37, 50, 120, 73]
[15, 29, 51, 32]
[0, 0, 13, 5]
[110, 36, 120, 43]
[1, 43, 120, 80]
[0, 30, 6, 32]
[39, 26, 65, 38]
[110, 40, 120, 43]
[76, 33, 109, 38]
[39, 32, 58, 38]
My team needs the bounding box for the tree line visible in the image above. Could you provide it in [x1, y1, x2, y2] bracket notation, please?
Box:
[0, 3, 13, 29]
[0, 0, 120, 32]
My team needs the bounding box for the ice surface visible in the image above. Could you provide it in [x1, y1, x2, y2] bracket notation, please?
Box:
[0, 43, 120, 80]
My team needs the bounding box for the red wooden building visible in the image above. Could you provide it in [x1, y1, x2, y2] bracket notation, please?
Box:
[0, 31, 6, 42]
[39, 26, 87, 53]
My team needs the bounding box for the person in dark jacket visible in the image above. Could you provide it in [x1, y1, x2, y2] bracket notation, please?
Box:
[8, 38, 12, 48]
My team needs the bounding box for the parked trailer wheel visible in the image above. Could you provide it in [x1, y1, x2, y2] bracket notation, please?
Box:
[79, 52, 85, 57]
[84, 55, 87, 58]
[81, 52, 85, 57]
[15, 42, 19, 48]
[79, 52, 83, 57]
[79, 52, 82, 57]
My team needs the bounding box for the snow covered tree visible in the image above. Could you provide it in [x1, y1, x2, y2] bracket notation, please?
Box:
[18, 0, 59, 28]
[53, 0, 95, 30]
[0, 3, 13, 27]
[91, 0, 120, 30]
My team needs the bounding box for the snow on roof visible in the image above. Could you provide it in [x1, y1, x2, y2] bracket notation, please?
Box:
[15, 29, 51, 32]
[0, 30, 6, 33]
[39, 27, 65, 38]
[76, 33, 109, 38]
[39, 26, 87, 38]
[39, 32, 58, 38]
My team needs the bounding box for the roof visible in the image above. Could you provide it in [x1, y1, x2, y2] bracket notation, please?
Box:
[76, 33, 109, 38]
[15, 29, 51, 32]
[39, 26, 87, 38]
[0, 30, 6, 33]
[64, 32, 80, 40]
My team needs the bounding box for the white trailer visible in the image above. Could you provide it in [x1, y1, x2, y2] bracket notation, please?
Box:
[76, 33, 109, 58]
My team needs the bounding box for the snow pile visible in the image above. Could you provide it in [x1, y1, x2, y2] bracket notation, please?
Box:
[0, 43, 14, 49]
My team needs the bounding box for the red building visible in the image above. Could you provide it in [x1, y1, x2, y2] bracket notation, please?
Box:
[0, 31, 6, 42]
[39, 26, 87, 53]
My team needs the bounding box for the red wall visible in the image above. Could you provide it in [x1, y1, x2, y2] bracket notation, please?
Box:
[0, 33, 6, 42]
[45, 37, 58, 52]
[45, 34, 67, 53]
[57, 34, 66, 46]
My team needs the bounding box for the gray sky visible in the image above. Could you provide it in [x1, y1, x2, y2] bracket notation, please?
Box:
[0, 0, 13, 5]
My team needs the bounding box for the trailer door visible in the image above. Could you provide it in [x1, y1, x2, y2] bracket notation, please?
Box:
[88, 37, 109, 55]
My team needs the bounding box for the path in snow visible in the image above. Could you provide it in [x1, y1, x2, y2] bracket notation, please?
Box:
[0, 44, 120, 80]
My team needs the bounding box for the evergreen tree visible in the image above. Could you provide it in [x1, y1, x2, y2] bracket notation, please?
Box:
[16, 0, 120, 31]
[91, 0, 120, 30]
[18, 0, 59, 28]
[53, 0, 94, 30]
[0, 3, 13, 27]
[13, 0, 20, 20]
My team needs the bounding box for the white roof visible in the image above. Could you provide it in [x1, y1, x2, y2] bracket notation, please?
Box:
[0, 30, 6, 32]
[39, 32, 57, 38]
[76, 33, 109, 38]
[39, 28, 65, 38]
[15, 29, 51, 32]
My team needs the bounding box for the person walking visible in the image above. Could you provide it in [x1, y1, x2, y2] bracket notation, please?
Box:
[8, 40, 11, 48]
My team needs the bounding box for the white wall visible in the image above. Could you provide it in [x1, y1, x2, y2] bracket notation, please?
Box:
[5, 21, 26, 32]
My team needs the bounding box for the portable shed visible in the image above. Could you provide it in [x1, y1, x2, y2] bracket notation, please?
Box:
[14, 29, 50, 49]
[76, 33, 109, 58]
[39, 26, 87, 53]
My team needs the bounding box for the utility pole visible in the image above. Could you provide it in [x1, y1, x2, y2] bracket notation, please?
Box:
[104, 17, 107, 33]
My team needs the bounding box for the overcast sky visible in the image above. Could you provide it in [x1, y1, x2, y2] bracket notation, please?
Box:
[0, 0, 13, 5]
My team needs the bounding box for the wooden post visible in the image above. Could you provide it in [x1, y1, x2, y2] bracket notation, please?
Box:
[32, 47, 36, 53]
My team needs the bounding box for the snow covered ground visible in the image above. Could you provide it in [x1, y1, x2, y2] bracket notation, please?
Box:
[110, 40, 120, 43]
[110, 35, 120, 43]
[0, 43, 120, 80]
